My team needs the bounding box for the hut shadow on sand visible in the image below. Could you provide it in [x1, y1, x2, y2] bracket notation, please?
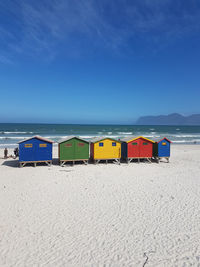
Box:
[2, 159, 19, 168]
[52, 158, 59, 165]
[2, 157, 59, 168]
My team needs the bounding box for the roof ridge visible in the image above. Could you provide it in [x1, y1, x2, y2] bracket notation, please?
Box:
[18, 135, 54, 144]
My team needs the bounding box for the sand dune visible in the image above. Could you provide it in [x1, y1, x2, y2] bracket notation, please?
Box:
[0, 145, 200, 266]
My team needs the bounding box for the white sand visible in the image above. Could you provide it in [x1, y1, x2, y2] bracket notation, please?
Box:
[0, 145, 200, 266]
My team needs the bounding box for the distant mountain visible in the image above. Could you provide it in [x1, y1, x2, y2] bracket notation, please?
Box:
[136, 113, 200, 125]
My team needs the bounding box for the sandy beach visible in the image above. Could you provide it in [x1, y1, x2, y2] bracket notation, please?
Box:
[0, 145, 200, 266]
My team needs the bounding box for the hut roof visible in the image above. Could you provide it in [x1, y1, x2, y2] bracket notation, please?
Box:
[121, 136, 155, 143]
[18, 135, 54, 144]
[58, 136, 89, 144]
[153, 137, 172, 143]
[90, 137, 121, 143]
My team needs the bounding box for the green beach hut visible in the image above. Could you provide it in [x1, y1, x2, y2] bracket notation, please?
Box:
[58, 136, 89, 166]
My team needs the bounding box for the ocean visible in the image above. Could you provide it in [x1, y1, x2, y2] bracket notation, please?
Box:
[0, 123, 200, 148]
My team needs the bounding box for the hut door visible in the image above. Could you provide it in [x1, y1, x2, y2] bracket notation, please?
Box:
[75, 141, 86, 160]
[129, 140, 140, 157]
[159, 141, 170, 157]
[22, 142, 35, 161]
[38, 142, 50, 161]
[64, 141, 75, 160]
[140, 140, 152, 157]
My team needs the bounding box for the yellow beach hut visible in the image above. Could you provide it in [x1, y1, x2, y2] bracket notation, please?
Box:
[90, 137, 121, 164]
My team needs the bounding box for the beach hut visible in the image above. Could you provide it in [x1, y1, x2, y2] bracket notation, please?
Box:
[18, 136, 53, 167]
[153, 137, 171, 163]
[58, 136, 89, 166]
[121, 136, 155, 163]
[90, 137, 121, 164]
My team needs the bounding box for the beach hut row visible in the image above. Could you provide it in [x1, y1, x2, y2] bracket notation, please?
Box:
[18, 136, 171, 167]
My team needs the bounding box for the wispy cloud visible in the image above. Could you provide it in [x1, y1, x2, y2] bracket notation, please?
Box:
[0, 55, 14, 65]
[1, 0, 200, 63]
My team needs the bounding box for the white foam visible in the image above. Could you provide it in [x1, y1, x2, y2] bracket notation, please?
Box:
[2, 131, 33, 134]
[117, 132, 133, 135]
[145, 135, 161, 138]
[0, 136, 30, 140]
[171, 134, 200, 138]
[172, 140, 195, 143]
[44, 136, 69, 139]
[0, 143, 17, 147]
[78, 135, 96, 139]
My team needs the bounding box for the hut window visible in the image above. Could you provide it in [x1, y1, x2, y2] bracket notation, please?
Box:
[24, 144, 32, 148]
[143, 142, 148, 145]
[162, 142, 167, 146]
[78, 143, 84, 147]
[39, 144, 47, 147]
[132, 143, 137, 145]
[112, 142, 116, 146]
[65, 143, 72, 147]
[99, 142, 104, 147]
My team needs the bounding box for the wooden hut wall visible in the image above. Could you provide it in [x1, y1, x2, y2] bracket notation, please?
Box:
[121, 142, 128, 159]
[93, 139, 121, 160]
[59, 138, 89, 161]
[134, 138, 153, 158]
[158, 139, 170, 157]
[19, 138, 52, 162]
[122, 137, 154, 159]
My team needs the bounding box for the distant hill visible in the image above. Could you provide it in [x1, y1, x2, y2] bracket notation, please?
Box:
[136, 113, 200, 125]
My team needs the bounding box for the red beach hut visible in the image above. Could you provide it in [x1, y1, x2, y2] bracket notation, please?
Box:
[121, 136, 155, 163]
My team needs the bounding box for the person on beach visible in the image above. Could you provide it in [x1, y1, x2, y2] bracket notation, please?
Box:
[14, 147, 19, 158]
[4, 148, 8, 159]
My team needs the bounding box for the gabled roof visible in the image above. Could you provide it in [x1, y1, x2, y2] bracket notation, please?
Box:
[90, 137, 121, 143]
[154, 137, 172, 143]
[121, 136, 155, 143]
[18, 135, 54, 144]
[58, 136, 89, 144]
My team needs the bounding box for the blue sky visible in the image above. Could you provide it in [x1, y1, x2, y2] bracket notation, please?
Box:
[0, 0, 200, 124]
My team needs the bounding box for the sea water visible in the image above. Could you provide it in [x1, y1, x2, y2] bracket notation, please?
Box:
[0, 123, 200, 148]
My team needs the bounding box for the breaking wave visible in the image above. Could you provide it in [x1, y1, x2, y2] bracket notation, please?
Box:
[1, 131, 33, 134]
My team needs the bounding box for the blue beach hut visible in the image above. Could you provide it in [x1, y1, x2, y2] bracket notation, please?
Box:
[153, 137, 171, 162]
[18, 136, 54, 167]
